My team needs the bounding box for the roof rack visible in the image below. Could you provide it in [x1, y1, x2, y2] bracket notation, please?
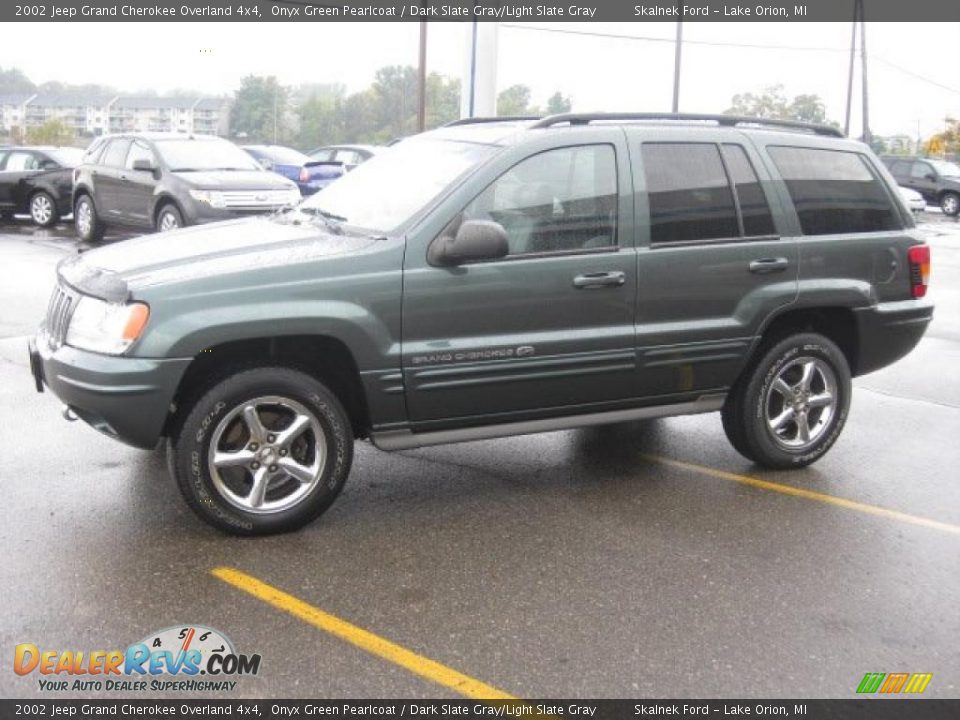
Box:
[444, 115, 542, 127]
[528, 112, 845, 138]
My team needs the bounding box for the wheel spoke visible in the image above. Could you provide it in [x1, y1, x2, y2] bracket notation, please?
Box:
[242, 404, 267, 444]
[769, 406, 796, 432]
[278, 457, 317, 484]
[808, 391, 833, 408]
[796, 413, 811, 443]
[276, 413, 312, 448]
[213, 449, 255, 468]
[247, 467, 270, 508]
[798, 361, 816, 392]
[772, 377, 793, 399]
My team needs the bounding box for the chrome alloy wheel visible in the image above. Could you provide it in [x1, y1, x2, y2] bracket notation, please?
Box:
[158, 210, 180, 231]
[207, 396, 327, 514]
[31, 194, 53, 225]
[76, 199, 92, 236]
[765, 356, 837, 450]
[942, 194, 960, 216]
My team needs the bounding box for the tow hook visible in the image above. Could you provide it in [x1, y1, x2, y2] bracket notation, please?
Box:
[62, 406, 78, 422]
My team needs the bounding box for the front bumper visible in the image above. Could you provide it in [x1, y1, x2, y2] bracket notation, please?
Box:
[853, 298, 934, 376]
[29, 334, 191, 449]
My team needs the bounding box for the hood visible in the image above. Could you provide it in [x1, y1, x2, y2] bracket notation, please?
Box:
[60, 217, 378, 295]
[173, 169, 296, 190]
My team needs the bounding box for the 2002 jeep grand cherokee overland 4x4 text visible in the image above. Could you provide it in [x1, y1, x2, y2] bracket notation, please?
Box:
[29, 113, 934, 535]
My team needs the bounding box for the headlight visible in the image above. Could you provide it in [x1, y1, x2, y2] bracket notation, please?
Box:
[65, 296, 150, 355]
[189, 189, 226, 208]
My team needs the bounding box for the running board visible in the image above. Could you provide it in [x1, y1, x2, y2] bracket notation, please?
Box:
[370, 395, 726, 451]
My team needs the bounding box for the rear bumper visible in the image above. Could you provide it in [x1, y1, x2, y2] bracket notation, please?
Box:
[853, 299, 934, 376]
[29, 334, 191, 450]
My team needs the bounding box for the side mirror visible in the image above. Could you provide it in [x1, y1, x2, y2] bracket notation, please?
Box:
[428, 220, 509, 267]
[132, 158, 156, 172]
[925, 173, 937, 182]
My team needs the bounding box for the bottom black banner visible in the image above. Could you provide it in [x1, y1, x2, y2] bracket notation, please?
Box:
[0, 699, 957, 720]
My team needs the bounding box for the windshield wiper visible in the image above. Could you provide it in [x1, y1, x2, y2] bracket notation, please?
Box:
[298, 207, 347, 234]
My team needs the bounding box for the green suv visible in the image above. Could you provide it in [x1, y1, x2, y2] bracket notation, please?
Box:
[29, 113, 934, 535]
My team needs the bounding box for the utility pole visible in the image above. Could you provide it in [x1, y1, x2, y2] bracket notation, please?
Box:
[843, 1, 858, 136]
[417, 19, 427, 132]
[859, 0, 871, 145]
[672, 5, 682, 113]
[273, 82, 278, 144]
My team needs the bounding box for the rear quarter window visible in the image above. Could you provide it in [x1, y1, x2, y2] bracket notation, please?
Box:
[768, 146, 901, 235]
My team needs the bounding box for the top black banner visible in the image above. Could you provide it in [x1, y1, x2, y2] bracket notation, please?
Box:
[4, 0, 960, 23]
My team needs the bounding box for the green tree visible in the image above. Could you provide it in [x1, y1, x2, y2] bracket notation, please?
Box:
[230, 75, 290, 144]
[497, 85, 534, 116]
[725, 85, 789, 119]
[0, 66, 35, 94]
[787, 94, 827, 124]
[546, 91, 572, 114]
[26, 119, 73, 145]
[425, 74, 460, 129]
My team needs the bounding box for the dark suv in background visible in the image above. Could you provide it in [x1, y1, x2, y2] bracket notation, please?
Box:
[72, 132, 300, 241]
[881, 155, 960, 216]
[32, 113, 933, 535]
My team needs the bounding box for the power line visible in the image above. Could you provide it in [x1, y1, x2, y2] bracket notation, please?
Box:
[873, 56, 960, 96]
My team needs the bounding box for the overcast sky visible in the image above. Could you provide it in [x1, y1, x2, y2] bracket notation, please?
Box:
[3, 21, 958, 138]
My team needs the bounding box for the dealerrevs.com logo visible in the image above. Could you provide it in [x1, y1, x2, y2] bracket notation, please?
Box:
[14, 625, 261, 693]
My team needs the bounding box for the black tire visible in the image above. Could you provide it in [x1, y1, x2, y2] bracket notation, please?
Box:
[30, 191, 59, 228]
[74, 194, 105, 242]
[171, 367, 354, 535]
[156, 203, 184, 232]
[940, 192, 960, 217]
[722, 333, 851, 469]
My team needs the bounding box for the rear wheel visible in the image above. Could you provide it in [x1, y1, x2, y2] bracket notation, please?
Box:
[722, 333, 851, 469]
[940, 192, 960, 217]
[30, 191, 59, 228]
[171, 367, 354, 535]
[74, 194, 105, 242]
[156, 203, 184, 232]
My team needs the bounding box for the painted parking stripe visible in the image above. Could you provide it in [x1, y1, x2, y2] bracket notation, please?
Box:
[641, 454, 960, 536]
[211, 566, 517, 700]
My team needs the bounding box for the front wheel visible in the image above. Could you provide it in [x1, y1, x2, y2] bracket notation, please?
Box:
[74, 195, 105, 242]
[30, 191, 59, 228]
[722, 333, 851, 469]
[156, 203, 184, 232]
[940, 192, 960, 217]
[171, 367, 354, 535]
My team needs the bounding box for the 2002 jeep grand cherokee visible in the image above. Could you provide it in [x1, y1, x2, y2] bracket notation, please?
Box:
[29, 113, 934, 535]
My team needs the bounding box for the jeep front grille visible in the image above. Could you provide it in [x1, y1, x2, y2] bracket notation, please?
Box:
[45, 284, 77, 347]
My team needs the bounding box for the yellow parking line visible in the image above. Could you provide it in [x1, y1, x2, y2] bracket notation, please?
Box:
[211, 566, 516, 700]
[641, 454, 960, 536]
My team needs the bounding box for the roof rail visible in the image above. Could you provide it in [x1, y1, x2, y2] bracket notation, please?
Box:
[529, 112, 845, 138]
[444, 115, 542, 127]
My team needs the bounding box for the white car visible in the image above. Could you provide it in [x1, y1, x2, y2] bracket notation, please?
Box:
[899, 186, 926, 214]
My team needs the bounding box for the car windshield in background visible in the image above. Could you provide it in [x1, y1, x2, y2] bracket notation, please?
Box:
[157, 139, 261, 172]
[48, 147, 84, 166]
[299, 139, 496, 232]
[261, 147, 310, 165]
[930, 160, 960, 178]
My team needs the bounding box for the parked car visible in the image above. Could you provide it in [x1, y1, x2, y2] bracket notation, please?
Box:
[306, 144, 380, 171]
[72, 132, 300, 241]
[0, 146, 84, 227]
[242, 144, 345, 196]
[30, 113, 932, 535]
[881, 155, 960, 216]
[899, 186, 926, 215]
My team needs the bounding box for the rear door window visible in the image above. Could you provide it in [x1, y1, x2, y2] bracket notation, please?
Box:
[721, 144, 776, 236]
[910, 162, 933, 180]
[767, 146, 901, 235]
[642, 143, 739, 243]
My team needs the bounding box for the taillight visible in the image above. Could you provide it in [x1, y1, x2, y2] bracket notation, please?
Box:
[907, 245, 930, 298]
[299, 167, 310, 183]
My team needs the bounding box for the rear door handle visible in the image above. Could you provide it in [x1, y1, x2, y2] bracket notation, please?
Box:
[573, 271, 626, 289]
[749, 257, 789, 274]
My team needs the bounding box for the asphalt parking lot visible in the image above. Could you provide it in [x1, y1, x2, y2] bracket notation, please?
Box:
[0, 213, 958, 700]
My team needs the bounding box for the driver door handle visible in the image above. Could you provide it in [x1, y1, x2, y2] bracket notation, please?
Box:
[573, 271, 626, 289]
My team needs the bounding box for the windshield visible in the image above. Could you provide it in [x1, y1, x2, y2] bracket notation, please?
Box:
[930, 160, 960, 178]
[300, 138, 496, 232]
[156, 139, 261, 172]
[48, 147, 85, 166]
[254, 146, 310, 165]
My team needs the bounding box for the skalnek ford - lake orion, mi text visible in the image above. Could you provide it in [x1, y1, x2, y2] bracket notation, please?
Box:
[636, 4, 806, 16]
